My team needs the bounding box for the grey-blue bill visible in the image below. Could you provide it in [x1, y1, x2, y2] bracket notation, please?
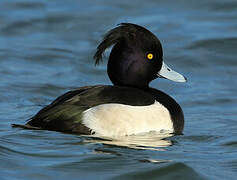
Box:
[158, 62, 187, 82]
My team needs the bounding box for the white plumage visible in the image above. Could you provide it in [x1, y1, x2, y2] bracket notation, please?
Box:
[82, 101, 173, 137]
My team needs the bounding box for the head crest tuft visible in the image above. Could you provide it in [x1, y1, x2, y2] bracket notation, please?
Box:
[93, 23, 150, 65]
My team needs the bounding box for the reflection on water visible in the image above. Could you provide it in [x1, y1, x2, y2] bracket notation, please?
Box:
[85, 132, 173, 151]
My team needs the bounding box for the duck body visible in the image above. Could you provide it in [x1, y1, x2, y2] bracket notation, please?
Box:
[26, 85, 184, 136]
[13, 23, 187, 137]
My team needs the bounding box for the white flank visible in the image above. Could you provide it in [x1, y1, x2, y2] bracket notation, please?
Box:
[82, 101, 173, 137]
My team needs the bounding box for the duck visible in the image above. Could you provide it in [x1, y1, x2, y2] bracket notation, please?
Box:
[12, 23, 187, 137]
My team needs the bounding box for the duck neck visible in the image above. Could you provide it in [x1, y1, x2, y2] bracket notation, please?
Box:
[113, 83, 150, 91]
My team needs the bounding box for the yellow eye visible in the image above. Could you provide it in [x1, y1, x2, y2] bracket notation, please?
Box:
[147, 53, 153, 60]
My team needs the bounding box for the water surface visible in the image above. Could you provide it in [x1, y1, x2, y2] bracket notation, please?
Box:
[0, 0, 237, 179]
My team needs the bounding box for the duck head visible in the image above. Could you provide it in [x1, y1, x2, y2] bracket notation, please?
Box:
[94, 23, 187, 88]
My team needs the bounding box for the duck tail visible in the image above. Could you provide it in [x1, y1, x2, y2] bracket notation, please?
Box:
[11, 123, 42, 130]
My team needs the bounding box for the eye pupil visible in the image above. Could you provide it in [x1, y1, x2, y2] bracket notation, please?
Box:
[147, 53, 153, 60]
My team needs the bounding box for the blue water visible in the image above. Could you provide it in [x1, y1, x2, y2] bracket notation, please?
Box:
[0, 0, 237, 179]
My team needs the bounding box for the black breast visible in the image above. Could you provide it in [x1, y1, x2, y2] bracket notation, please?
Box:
[147, 88, 184, 133]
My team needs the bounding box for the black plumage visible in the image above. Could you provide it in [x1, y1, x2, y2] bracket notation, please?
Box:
[12, 23, 185, 135]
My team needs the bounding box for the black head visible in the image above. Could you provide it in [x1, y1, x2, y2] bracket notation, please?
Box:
[94, 23, 186, 88]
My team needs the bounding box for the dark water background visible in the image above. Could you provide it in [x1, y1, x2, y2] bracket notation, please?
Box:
[1, 0, 237, 179]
